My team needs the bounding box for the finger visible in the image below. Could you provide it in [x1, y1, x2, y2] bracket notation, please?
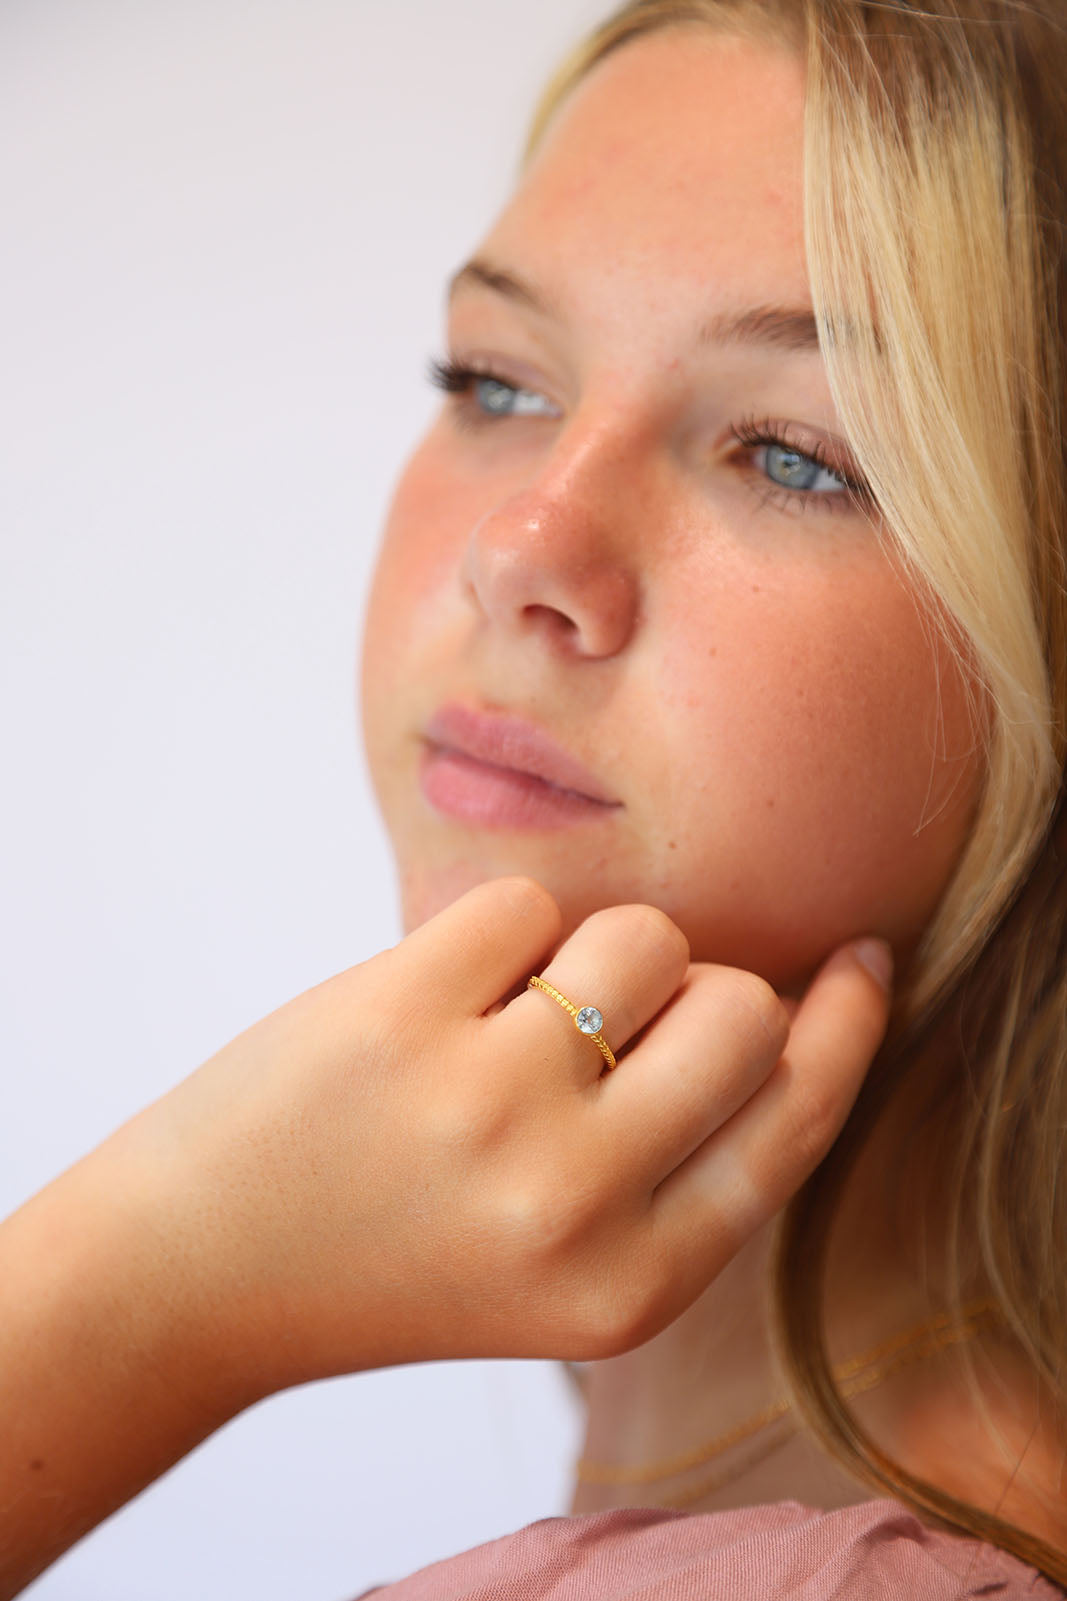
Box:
[393, 875, 564, 1018]
[496, 902, 690, 1087]
[648, 940, 891, 1286]
[592, 964, 790, 1186]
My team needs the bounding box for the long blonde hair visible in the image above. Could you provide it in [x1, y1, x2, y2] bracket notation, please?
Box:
[520, 0, 1067, 1583]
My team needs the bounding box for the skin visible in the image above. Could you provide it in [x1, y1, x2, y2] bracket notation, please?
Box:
[359, 25, 984, 998]
[357, 26, 1067, 1543]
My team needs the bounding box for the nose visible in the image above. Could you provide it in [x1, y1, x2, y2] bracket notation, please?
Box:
[459, 421, 643, 660]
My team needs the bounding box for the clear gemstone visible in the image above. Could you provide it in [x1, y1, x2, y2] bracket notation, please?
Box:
[576, 1006, 603, 1035]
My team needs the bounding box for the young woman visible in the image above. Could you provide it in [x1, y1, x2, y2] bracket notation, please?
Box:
[3, 0, 1065, 1595]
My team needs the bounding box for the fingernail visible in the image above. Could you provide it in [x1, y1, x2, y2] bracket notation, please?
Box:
[850, 937, 893, 990]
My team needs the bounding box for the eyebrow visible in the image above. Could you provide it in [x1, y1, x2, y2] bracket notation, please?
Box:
[447, 256, 822, 355]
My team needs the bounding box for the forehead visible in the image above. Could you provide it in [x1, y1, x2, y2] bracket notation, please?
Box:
[476, 28, 810, 324]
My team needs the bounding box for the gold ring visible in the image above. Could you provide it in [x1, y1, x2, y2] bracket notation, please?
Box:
[527, 975, 617, 1070]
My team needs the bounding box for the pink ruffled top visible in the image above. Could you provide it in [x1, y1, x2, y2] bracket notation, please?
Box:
[352, 1499, 1064, 1599]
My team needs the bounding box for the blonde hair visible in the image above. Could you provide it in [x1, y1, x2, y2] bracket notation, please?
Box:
[519, 0, 1067, 1583]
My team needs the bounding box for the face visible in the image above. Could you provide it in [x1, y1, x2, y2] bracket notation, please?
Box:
[359, 26, 983, 996]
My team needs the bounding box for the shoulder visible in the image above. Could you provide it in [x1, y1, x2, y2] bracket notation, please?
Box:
[352, 1498, 1064, 1599]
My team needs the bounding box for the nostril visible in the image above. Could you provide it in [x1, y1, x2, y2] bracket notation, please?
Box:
[521, 603, 580, 639]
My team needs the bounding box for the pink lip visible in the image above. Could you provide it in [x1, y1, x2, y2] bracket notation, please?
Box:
[423, 702, 619, 803]
[419, 702, 622, 828]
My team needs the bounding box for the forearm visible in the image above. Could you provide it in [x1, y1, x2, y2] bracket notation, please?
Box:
[0, 1120, 259, 1599]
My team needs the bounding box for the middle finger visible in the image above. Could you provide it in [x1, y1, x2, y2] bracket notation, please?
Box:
[593, 963, 791, 1188]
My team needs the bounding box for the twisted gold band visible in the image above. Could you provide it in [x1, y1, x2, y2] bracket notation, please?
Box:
[527, 975, 617, 1070]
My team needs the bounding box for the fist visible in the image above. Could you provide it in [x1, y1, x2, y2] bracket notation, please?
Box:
[128, 876, 891, 1398]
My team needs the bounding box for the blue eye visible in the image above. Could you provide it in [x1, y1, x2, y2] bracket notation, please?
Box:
[427, 357, 558, 421]
[426, 356, 874, 516]
[760, 441, 848, 494]
[471, 376, 513, 415]
[731, 417, 872, 513]
[469, 374, 556, 418]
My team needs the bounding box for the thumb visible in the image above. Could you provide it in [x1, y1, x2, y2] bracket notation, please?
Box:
[784, 936, 895, 1127]
[780, 937, 893, 1027]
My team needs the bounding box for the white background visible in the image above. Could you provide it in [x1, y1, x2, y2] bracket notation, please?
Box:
[0, 3, 615, 1595]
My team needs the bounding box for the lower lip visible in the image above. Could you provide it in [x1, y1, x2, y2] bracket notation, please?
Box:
[419, 744, 619, 829]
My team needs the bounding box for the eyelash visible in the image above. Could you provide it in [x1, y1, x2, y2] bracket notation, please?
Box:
[426, 353, 875, 519]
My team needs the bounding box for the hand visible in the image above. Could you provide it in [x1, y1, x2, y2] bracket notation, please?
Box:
[126, 876, 891, 1400]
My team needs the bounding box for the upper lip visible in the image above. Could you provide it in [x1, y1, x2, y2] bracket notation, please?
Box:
[423, 701, 620, 805]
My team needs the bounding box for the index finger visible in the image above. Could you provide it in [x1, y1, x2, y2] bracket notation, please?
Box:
[392, 875, 564, 1017]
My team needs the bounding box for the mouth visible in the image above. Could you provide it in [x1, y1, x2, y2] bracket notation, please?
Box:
[419, 701, 622, 829]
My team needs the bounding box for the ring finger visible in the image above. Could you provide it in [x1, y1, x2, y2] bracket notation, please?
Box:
[497, 903, 691, 1088]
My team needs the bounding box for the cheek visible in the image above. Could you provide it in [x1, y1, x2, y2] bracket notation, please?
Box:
[360, 429, 492, 818]
[361, 430, 476, 750]
[363, 437, 463, 656]
[727, 595, 933, 805]
[660, 558, 982, 946]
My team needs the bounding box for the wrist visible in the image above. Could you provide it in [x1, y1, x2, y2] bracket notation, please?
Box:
[0, 1113, 268, 1596]
[81, 1100, 279, 1417]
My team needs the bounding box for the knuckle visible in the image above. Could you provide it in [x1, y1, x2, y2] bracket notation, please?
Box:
[633, 903, 690, 967]
[491, 1182, 667, 1360]
[422, 1077, 512, 1158]
[420, 1093, 480, 1157]
[495, 1169, 596, 1257]
[587, 903, 689, 968]
[495, 1181, 551, 1242]
[567, 1251, 669, 1360]
[494, 874, 561, 927]
[567, 1284, 636, 1360]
